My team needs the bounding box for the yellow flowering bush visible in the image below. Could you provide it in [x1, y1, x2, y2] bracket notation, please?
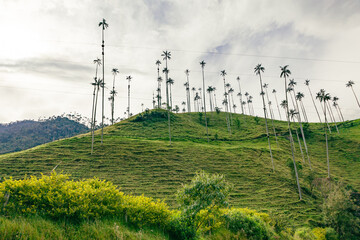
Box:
[0, 172, 171, 227]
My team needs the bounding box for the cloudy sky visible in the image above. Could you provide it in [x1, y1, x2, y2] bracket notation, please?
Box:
[1, 0, 360, 123]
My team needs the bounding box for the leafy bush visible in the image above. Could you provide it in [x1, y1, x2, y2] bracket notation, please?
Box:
[0, 172, 172, 229]
[167, 213, 197, 240]
[294, 227, 316, 240]
[223, 209, 273, 240]
[132, 109, 170, 122]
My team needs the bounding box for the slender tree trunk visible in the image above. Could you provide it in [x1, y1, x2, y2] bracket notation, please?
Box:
[265, 88, 279, 147]
[307, 86, 322, 123]
[292, 90, 312, 170]
[284, 76, 302, 200]
[101, 27, 105, 144]
[91, 85, 96, 154]
[214, 92, 217, 108]
[324, 101, 330, 178]
[92, 86, 100, 152]
[337, 104, 345, 122]
[292, 118, 305, 163]
[351, 86, 360, 108]
[259, 74, 274, 171]
[165, 59, 171, 144]
[237, 81, 244, 114]
[300, 101, 308, 122]
[157, 67, 161, 108]
[208, 92, 213, 112]
[319, 99, 332, 132]
[273, 92, 282, 120]
[202, 67, 209, 143]
[127, 82, 130, 118]
[223, 78, 231, 134]
[186, 75, 191, 112]
[327, 102, 339, 134]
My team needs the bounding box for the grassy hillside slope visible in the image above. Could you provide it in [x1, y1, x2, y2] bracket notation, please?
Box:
[0, 110, 359, 226]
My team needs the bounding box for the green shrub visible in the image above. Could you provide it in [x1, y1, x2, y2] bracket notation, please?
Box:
[167, 214, 197, 240]
[294, 227, 316, 240]
[0, 172, 172, 229]
[325, 227, 338, 240]
[223, 209, 273, 240]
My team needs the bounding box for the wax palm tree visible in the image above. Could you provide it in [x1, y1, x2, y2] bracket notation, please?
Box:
[168, 77, 174, 109]
[249, 95, 255, 116]
[332, 96, 344, 122]
[194, 93, 201, 112]
[254, 64, 274, 171]
[161, 51, 172, 144]
[288, 79, 311, 170]
[305, 80, 322, 123]
[90, 58, 101, 154]
[295, 92, 308, 122]
[126, 76, 132, 118]
[316, 91, 332, 133]
[156, 60, 161, 108]
[221, 70, 231, 134]
[99, 18, 108, 144]
[181, 101, 186, 113]
[346, 80, 360, 108]
[192, 87, 197, 111]
[110, 68, 119, 125]
[236, 76, 244, 114]
[272, 89, 282, 120]
[280, 65, 302, 200]
[207, 86, 214, 112]
[198, 88, 203, 112]
[316, 89, 332, 178]
[152, 92, 156, 109]
[290, 109, 305, 163]
[200, 60, 209, 143]
[228, 88, 235, 113]
[90, 77, 101, 154]
[242, 101, 247, 114]
[185, 69, 191, 112]
[157, 76, 163, 108]
[244, 92, 251, 115]
[325, 95, 339, 133]
[263, 83, 279, 147]
[213, 87, 218, 108]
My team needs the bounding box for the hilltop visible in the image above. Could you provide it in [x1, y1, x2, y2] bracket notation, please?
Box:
[0, 109, 359, 226]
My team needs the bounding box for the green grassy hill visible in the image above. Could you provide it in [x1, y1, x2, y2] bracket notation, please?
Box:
[0, 109, 359, 226]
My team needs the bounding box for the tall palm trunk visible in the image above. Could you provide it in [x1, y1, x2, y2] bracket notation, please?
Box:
[258, 74, 274, 171]
[324, 101, 330, 178]
[291, 90, 312, 170]
[91, 84, 96, 154]
[237, 80, 244, 114]
[319, 99, 332, 132]
[327, 102, 339, 133]
[214, 91, 217, 108]
[127, 82, 130, 118]
[165, 60, 171, 144]
[351, 86, 360, 108]
[335, 103, 345, 122]
[273, 92, 282, 120]
[92, 85, 100, 153]
[101, 27, 105, 144]
[292, 117, 305, 163]
[186, 74, 191, 112]
[201, 66, 209, 143]
[157, 67, 161, 108]
[307, 85, 322, 123]
[170, 84, 173, 110]
[299, 101, 308, 122]
[264, 88, 279, 147]
[222, 79, 231, 134]
[208, 92, 213, 112]
[284, 76, 302, 200]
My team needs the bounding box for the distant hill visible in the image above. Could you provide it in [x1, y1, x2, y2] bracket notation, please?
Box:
[0, 117, 89, 154]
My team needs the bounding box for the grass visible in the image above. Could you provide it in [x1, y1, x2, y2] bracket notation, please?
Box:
[0, 109, 359, 227]
[0, 216, 169, 240]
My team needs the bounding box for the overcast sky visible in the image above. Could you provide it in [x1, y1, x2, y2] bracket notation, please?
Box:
[1, 0, 360, 123]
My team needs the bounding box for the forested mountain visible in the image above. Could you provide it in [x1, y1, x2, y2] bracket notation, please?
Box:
[0, 117, 89, 154]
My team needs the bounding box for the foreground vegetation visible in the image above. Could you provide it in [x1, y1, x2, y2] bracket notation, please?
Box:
[1, 172, 350, 239]
[0, 110, 359, 238]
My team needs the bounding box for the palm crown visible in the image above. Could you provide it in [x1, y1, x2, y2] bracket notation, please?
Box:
[254, 64, 265, 75]
[280, 65, 291, 78]
[346, 80, 355, 87]
[98, 19, 109, 29]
